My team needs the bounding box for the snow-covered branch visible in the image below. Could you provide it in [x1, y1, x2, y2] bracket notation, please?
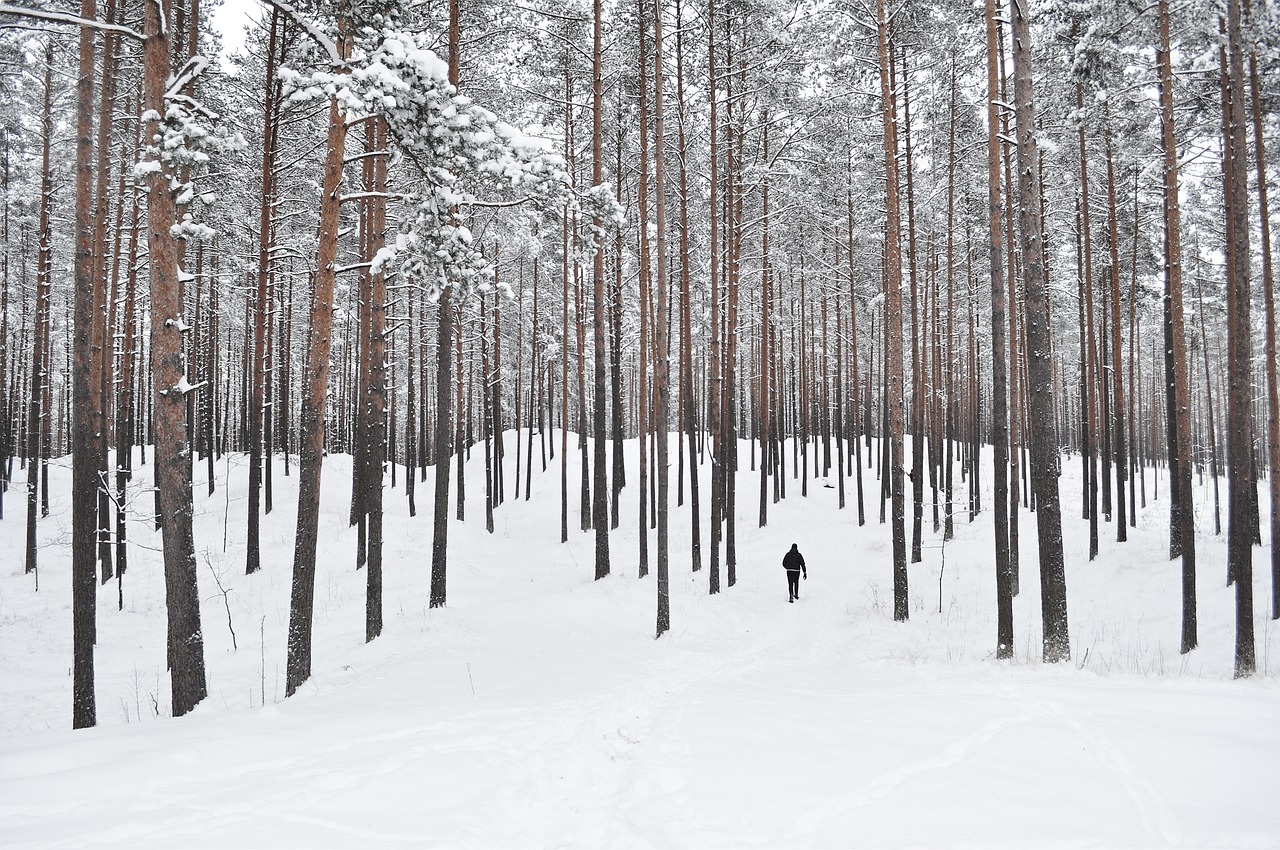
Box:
[0, 2, 143, 39]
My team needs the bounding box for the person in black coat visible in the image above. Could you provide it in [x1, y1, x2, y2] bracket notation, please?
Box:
[782, 543, 806, 602]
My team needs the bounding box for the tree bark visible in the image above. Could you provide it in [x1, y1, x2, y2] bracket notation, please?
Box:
[71, 0, 100, 729]
[1011, 0, 1069, 662]
[653, 0, 671, 636]
[591, 0, 610, 579]
[286, 23, 351, 693]
[144, 0, 207, 716]
[675, 0, 700, 571]
[26, 42, 54, 580]
[1242, 0, 1279, 621]
[1104, 121, 1127, 541]
[877, 0, 908, 623]
[985, 0, 1012, 654]
[1222, 0, 1255, 677]
[364, 117, 387, 641]
[1156, 0, 1197, 653]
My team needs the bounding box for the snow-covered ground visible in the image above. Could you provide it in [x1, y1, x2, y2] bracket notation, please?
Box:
[1, 434, 1277, 847]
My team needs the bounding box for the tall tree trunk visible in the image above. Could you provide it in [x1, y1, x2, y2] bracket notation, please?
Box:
[27, 43, 54, 580]
[848, 186, 865, 526]
[406, 273, 418, 516]
[144, 0, 207, 716]
[246, 10, 275, 575]
[707, 0, 722, 593]
[877, 0, 908, 623]
[364, 117, 387, 640]
[636, 3, 651, 577]
[71, 0, 100, 729]
[94, 0, 119, 585]
[610, 119, 626, 528]
[431, 283, 454, 607]
[0, 128, 9, 522]
[1195, 264, 1222, 535]
[1222, 0, 1255, 677]
[985, 0, 1012, 655]
[1104, 120, 1128, 541]
[286, 23, 351, 693]
[116, 129, 141, 602]
[758, 117, 771, 529]
[1129, 176, 1141, 520]
[675, 0, 700, 571]
[724, 33, 741, 586]
[1011, 0, 1069, 662]
[1077, 82, 1101, 561]
[943, 63, 957, 542]
[1241, 0, 1279, 621]
[901, 48, 924, 565]
[561, 49, 571, 545]
[430, 9, 463, 609]
[591, 0, 610, 579]
[1156, 0, 1197, 653]
[653, 0, 671, 636]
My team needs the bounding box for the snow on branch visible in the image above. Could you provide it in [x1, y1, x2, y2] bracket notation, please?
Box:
[166, 55, 211, 100]
[0, 2, 143, 39]
[258, 0, 343, 67]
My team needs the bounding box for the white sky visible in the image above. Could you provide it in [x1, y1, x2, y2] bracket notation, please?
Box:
[209, 0, 258, 65]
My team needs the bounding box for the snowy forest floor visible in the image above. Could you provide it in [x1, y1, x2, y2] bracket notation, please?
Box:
[1, 434, 1278, 848]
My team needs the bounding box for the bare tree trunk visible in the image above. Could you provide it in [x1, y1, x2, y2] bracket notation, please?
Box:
[26, 43, 54, 580]
[527, 260, 539, 500]
[1077, 82, 1101, 562]
[610, 119, 626, 528]
[901, 47, 924, 565]
[561, 49, 571, 545]
[1104, 120, 1128, 541]
[877, 0, 908, 623]
[0, 129, 9, 521]
[1156, 0, 1196, 653]
[758, 117, 771, 529]
[431, 284, 454, 607]
[456, 271, 467, 523]
[943, 63, 956, 542]
[636, 4, 651, 577]
[406, 274, 418, 516]
[286, 23, 351, 693]
[724, 32, 741, 586]
[591, 0, 610, 579]
[675, 0, 700, 571]
[364, 117, 387, 640]
[1242, 0, 1279, 621]
[576, 219, 590, 533]
[998, 31, 1020, 591]
[144, 0, 207, 716]
[985, 0, 1012, 655]
[245, 10, 280, 573]
[1011, 0, 1069, 662]
[430, 8, 463, 609]
[116, 129, 141, 602]
[847, 186, 865, 526]
[71, 1, 100, 729]
[482, 290, 494, 532]
[1222, 0, 1255, 677]
[653, 0, 671, 636]
[93, 0, 120, 585]
[1195, 264, 1222, 535]
[707, 0, 722, 593]
[1129, 176, 1141, 520]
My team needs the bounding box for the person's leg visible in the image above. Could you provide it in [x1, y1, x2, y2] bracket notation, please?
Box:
[787, 571, 799, 601]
